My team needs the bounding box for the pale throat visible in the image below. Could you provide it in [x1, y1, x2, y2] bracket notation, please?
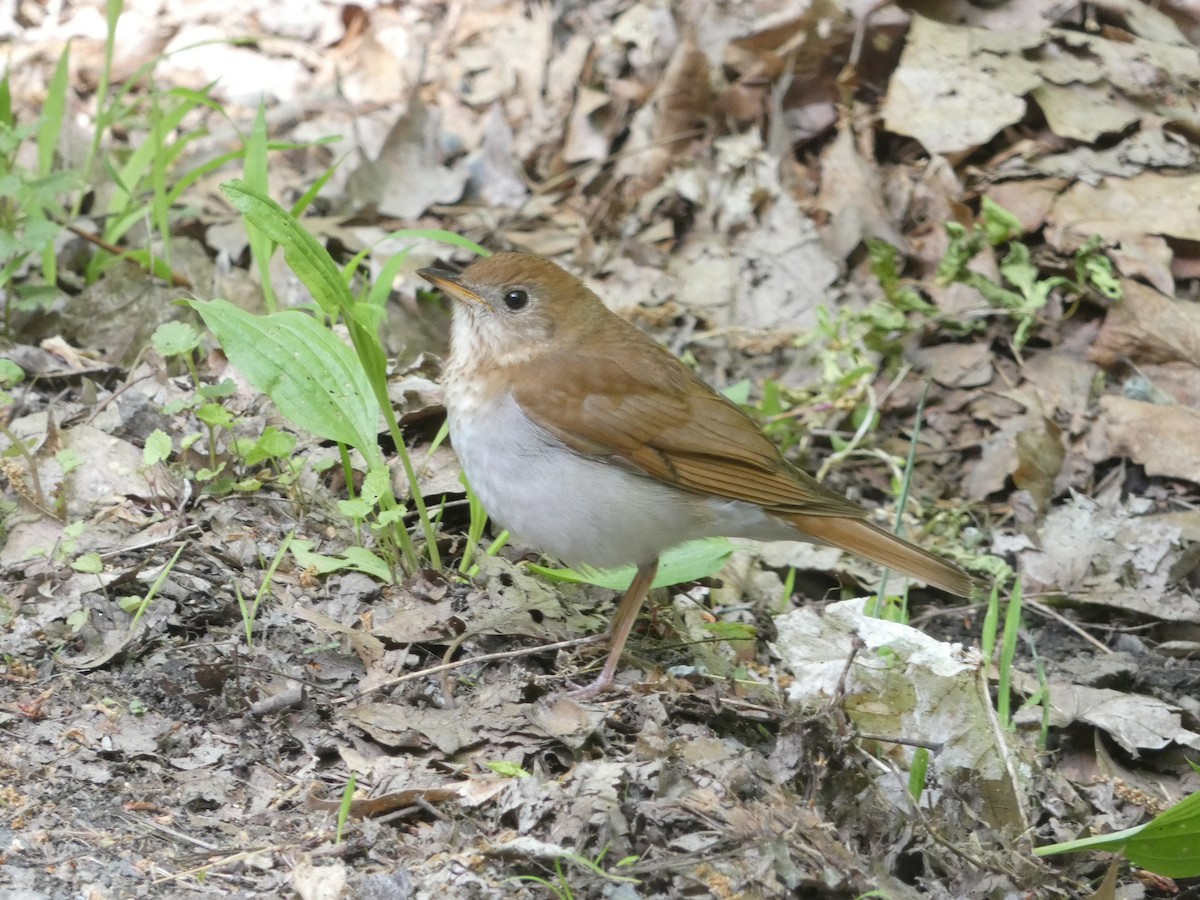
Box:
[447, 305, 547, 375]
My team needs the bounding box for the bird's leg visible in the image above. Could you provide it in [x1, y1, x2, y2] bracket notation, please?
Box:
[570, 559, 659, 699]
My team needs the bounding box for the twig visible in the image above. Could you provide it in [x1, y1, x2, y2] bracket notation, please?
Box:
[1023, 598, 1113, 655]
[333, 635, 602, 704]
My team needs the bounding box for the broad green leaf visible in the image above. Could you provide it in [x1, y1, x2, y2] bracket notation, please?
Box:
[71, 552, 103, 574]
[290, 539, 392, 583]
[219, 179, 353, 316]
[1123, 789, 1200, 877]
[241, 426, 296, 466]
[529, 537, 735, 590]
[187, 298, 378, 460]
[1036, 789, 1200, 878]
[143, 429, 172, 466]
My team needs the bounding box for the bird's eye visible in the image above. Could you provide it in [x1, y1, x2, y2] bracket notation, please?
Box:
[502, 289, 529, 311]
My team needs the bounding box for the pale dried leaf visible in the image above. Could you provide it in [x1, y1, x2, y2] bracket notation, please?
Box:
[1022, 682, 1200, 755]
[882, 16, 1041, 154]
[1090, 395, 1200, 484]
[775, 597, 1023, 829]
[1089, 279, 1200, 368]
[346, 101, 469, 220]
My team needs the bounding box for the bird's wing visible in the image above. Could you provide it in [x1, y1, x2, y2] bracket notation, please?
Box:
[510, 341, 866, 519]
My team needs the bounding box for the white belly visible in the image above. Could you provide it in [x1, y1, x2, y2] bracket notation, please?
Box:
[446, 389, 797, 569]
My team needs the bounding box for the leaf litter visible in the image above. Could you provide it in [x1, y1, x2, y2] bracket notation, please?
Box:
[2, 0, 1200, 897]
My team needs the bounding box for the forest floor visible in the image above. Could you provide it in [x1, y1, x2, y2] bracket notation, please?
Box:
[3, 1, 1200, 897]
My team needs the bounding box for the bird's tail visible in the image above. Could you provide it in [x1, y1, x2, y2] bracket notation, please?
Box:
[785, 513, 984, 599]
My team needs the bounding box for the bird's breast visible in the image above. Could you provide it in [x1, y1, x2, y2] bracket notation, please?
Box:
[441, 377, 747, 569]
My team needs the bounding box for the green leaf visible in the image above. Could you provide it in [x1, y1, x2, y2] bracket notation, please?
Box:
[152, 321, 201, 357]
[0, 358, 25, 387]
[1124, 789, 1200, 877]
[219, 179, 354, 316]
[721, 379, 751, 406]
[0, 70, 12, 126]
[1035, 789, 1200, 878]
[241, 426, 296, 466]
[186, 298, 378, 461]
[980, 196, 1022, 245]
[936, 221, 984, 283]
[39, 43, 71, 178]
[486, 761, 530, 778]
[701, 621, 756, 642]
[529, 537, 735, 590]
[1076, 236, 1122, 301]
[196, 402, 235, 430]
[197, 378, 237, 400]
[290, 539, 393, 583]
[143, 429, 172, 466]
[867, 238, 903, 296]
[56, 448, 82, 474]
[243, 103, 278, 312]
[337, 498, 372, 519]
[71, 552, 103, 574]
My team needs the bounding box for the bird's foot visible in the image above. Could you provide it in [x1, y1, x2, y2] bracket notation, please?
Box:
[566, 669, 616, 700]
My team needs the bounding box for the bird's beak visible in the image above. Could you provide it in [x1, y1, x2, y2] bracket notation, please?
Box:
[417, 267, 485, 305]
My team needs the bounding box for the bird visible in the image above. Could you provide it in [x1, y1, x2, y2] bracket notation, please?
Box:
[419, 252, 981, 697]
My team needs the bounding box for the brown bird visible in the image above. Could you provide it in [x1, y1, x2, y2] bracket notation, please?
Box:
[420, 253, 980, 697]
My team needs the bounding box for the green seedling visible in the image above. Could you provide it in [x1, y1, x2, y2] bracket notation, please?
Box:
[191, 179, 487, 578]
[121, 540, 187, 629]
[235, 530, 293, 646]
[335, 772, 356, 844]
[937, 197, 1120, 351]
[506, 846, 640, 900]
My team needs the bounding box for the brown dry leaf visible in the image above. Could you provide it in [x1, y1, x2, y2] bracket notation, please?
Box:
[308, 785, 466, 818]
[367, 556, 603, 651]
[562, 86, 615, 165]
[1046, 175, 1200, 294]
[1137, 362, 1200, 408]
[882, 17, 1041, 154]
[886, 13, 1199, 155]
[62, 425, 172, 517]
[667, 133, 839, 330]
[475, 104, 529, 208]
[1012, 417, 1065, 515]
[816, 120, 908, 261]
[345, 681, 527, 754]
[364, 589, 456, 646]
[1020, 350, 1099, 434]
[962, 389, 1049, 501]
[331, 9, 417, 107]
[912, 342, 995, 389]
[1089, 395, 1200, 484]
[526, 696, 606, 751]
[1028, 127, 1197, 183]
[613, 31, 711, 199]
[1031, 82, 1140, 143]
[985, 179, 1067, 234]
[1089, 279, 1200, 368]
